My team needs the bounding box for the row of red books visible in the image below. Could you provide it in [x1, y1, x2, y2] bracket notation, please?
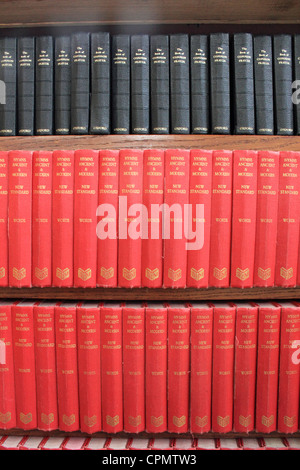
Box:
[1, 148, 300, 289]
[1, 300, 299, 435]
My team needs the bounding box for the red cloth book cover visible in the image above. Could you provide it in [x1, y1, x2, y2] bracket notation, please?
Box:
[255, 302, 281, 433]
[253, 151, 280, 287]
[0, 301, 16, 429]
[230, 150, 258, 288]
[0, 152, 8, 286]
[211, 303, 236, 433]
[97, 150, 119, 287]
[8, 150, 32, 287]
[118, 149, 143, 287]
[12, 301, 37, 430]
[145, 303, 168, 433]
[209, 150, 233, 287]
[32, 151, 52, 287]
[55, 302, 79, 432]
[187, 149, 213, 288]
[33, 301, 58, 431]
[74, 149, 99, 287]
[233, 302, 258, 433]
[167, 303, 190, 433]
[123, 303, 145, 433]
[52, 150, 75, 287]
[190, 303, 213, 434]
[100, 303, 123, 433]
[141, 149, 165, 288]
[163, 149, 190, 288]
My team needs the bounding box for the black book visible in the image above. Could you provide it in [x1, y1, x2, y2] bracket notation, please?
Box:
[35, 36, 53, 135]
[0, 37, 17, 136]
[54, 36, 71, 135]
[233, 33, 255, 134]
[170, 34, 190, 134]
[71, 32, 90, 134]
[111, 34, 130, 134]
[90, 32, 110, 134]
[273, 34, 294, 135]
[131, 34, 150, 134]
[17, 37, 35, 136]
[210, 33, 230, 134]
[294, 35, 300, 135]
[150, 35, 169, 134]
[190, 34, 209, 134]
[253, 35, 274, 135]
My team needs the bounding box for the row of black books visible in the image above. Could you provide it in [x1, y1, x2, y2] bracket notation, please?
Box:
[0, 31, 300, 136]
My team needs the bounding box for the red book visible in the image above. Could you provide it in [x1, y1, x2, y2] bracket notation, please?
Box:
[233, 302, 258, 433]
[145, 303, 168, 433]
[167, 303, 190, 433]
[118, 149, 143, 287]
[0, 152, 8, 286]
[275, 151, 300, 287]
[52, 150, 75, 287]
[230, 150, 258, 288]
[32, 151, 52, 286]
[123, 303, 145, 433]
[163, 149, 190, 288]
[12, 301, 37, 430]
[141, 149, 165, 288]
[8, 150, 32, 287]
[74, 149, 99, 287]
[33, 301, 58, 431]
[209, 150, 233, 287]
[187, 149, 213, 288]
[100, 303, 123, 433]
[255, 302, 281, 433]
[0, 301, 16, 429]
[277, 302, 300, 433]
[190, 303, 213, 434]
[211, 303, 236, 433]
[55, 302, 79, 432]
[97, 150, 119, 287]
[253, 151, 280, 287]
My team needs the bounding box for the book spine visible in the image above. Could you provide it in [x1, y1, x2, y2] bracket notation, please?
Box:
[100, 305, 123, 433]
[209, 150, 233, 287]
[118, 149, 143, 287]
[141, 149, 164, 288]
[74, 149, 99, 288]
[111, 35, 130, 134]
[90, 32, 110, 134]
[0, 37, 17, 136]
[35, 36, 53, 135]
[167, 305, 190, 433]
[0, 152, 8, 286]
[8, 150, 32, 287]
[230, 150, 258, 287]
[163, 149, 190, 288]
[0, 303, 16, 429]
[233, 304, 258, 432]
[52, 150, 75, 287]
[150, 35, 169, 134]
[187, 149, 213, 287]
[17, 36, 35, 136]
[77, 305, 101, 433]
[131, 34, 150, 134]
[33, 304, 58, 431]
[190, 35, 209, 134]
[170, 34, 190, 134]
[253, 151, 280, 286]
[212, 304, 236, 433]
[123, 305, 145, 433]
[145, 306, 168, 433]
[210, 33, 230, 134]
[190, 305, 213, 434]
[32, 151, 52, 287]
[54, 36, 71, 135]
[71, 32, 90, 134]
[253, 35, 274, 135]
[294, 35, 300, 135]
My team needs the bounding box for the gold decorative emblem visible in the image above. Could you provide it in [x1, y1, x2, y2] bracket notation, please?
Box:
[195, 416, 208, 428]
[262, 415, 274, 428]
[41, 413, 54, 425]
[101, 267, 114, 280]
[217, 415, 230, 428]
[35, 267, 48, 281]
[128, 415, 142, 427]
[0, 411, 11, 424]
[13, 267, 26, 280]
[168, 268, 182, 282]
[190, 268, 204, 281]
[151, 416, 164, 428]
[236, 267, 250, 281]
[84, 415, 97, 428]
[20, 412, 32, 425]
[173, 415, 186, 428]
[123, 267, 136, 281]
[0, 267, 5, 279]
[78, 268, 92, 281]
[258, 267, 271, 280]
[106, 415, 120, 427]
[56, 267, 70, 281]
[280, 267, 293, 280]
[283, 416, 296, 428]
[145, 268, 159, 281]
[62, 414, 76, 426]
[239, 415, 252, 428]
[213, 267, 227, 281]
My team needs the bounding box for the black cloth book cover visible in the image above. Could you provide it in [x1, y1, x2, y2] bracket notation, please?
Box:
[111, 34, 130, 134]
[35, 35, 53, 135]
[55, 36, 71, 135]
[0, 37, 17, 136]
[170, 34, 190, 134]
[17, 36, 35, 136]
[293, 34, 300, 135]
[131, 34, 150, 134]
[190, 34, 209, 134]
[150, 34, 169, 134]
[71, 32, 90, 134]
